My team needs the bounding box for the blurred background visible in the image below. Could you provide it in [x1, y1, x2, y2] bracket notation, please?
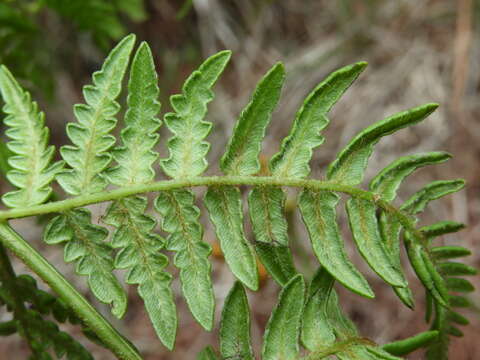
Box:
[0, 0, 478, 359]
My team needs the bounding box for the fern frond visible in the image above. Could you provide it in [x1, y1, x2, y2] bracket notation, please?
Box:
[161, 50, 231, 179]
[44, 209, 127, 318]
[155, 190, 214, 331]
[0, 66, 63, 208]
[57, 34, 135, 195]
[0, 266, 93, 359]
[102, 196, 176, 349]
[0, 41, 473, 359]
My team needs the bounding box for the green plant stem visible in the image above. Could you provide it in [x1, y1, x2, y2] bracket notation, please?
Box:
[0, 243, 40, 355]
[0, 222, 141, 360]
[0, 176, 426, 245]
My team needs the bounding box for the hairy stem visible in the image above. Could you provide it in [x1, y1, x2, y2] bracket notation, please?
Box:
[0, 222, 141, 360]
[0, 243, 41, 355]
[0, 176, 426, 245]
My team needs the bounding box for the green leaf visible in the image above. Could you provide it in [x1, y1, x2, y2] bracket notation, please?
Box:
[445, 277, 475, 293]
[221, 63, 285, 175]
[107, 42, 161, 186]
[378, 212, 414, 308]
[299, 189, 373, 298]
[220, 282, 254, 360]
[44, 209, 127, 318]
[161, 50, 231, 179]
[447, 326, 464, 337]
[346, 198, 408, 287]
[262, 274, 305, 360]
[204, 186, 259, 290]
[426, 303, 449, 360]
[155, 190, 214, 330]
[401, 179, 465, 215]
[404, 232, 448, 306]
[102, 196, 177, 349]
[0, 66, 63, 208]
[449, 295, 471, 308]
[382, 330, 439, 356]
[270, 62, 366, 178]
[370, 152, 451, 201]
[431, 246, 471, 260]
[254, 242, 297, 286]
[437, 262, 477, 276]
[248, 187, 289, 246]
[301, 267, 336, 351]
[448, 311, 469, 325]
[327, 103, 438, 185]
[57, 34, 136, 195]
[420, 221, 465, 239]
[22, 309, 93, 360]
[197, 345, 219, 360]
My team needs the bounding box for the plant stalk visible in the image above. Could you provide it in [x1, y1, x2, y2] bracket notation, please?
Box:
[0, 175, 426, 245]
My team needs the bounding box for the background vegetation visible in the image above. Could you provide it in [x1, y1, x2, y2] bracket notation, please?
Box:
[0, 0, 478, 359]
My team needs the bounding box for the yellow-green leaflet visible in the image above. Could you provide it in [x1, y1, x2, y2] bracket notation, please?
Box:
[161, 50, 231, 179]
[103, 196, 176, 349]
[221, 62, 285, 176]
[370, 152, 451, 202]
[0, 66, 63, 208]
[155, 190, 214, 331]
[44, 208, 127, 318]
[327, 103, 438, 185]
[301, 267, 336, 351]
[57, 34, 135, 195]
[220, 282, 254, 360]
[262, 275, 305, 360]
[382, 331, 439, 356]
[270, 62, 366, 179]
[204, 186, 258, 290]
[401, 179, 465, 215]
[299, 190, 374, 298]
[346, 198, 407, 287]
[107, 42, 162, 186]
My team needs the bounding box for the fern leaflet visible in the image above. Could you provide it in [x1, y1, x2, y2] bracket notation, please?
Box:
[0, 66, 63, 208]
